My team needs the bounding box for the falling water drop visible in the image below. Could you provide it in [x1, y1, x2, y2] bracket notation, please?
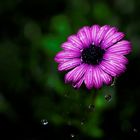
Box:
[80, 121, 84, 125]
[111, 77, 116, 86]
[41, 119, 48, 125]
[88, 104, 95, 112]
[133, 128, 138, 133]
[70, 134, 75, 138]
[105, 94, 112, 102]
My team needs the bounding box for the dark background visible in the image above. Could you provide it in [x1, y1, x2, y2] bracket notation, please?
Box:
[0, 0, 140, 139]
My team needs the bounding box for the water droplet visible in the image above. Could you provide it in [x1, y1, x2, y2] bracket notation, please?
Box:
[105, 94, 112, 102]
[81, 121, 84, 125]
[70, 134, 75, 138]
[111, 77, 116, 86]
[133, 128, 138, 133]
[41, 119, 48, 125]
[112, 39, 117, 43]
[88, 104, 95, 111]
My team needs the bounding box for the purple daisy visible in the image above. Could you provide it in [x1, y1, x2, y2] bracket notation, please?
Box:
[54, 25, 132, 89]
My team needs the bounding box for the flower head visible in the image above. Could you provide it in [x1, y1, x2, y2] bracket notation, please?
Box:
[54, 25, 132, 89]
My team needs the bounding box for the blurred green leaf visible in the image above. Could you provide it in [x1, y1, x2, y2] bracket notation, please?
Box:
[115, 0, 135, 14]
[24, 20, 42, 43]
[0, 0, 20, 13]
[0, 41, 25, 91]
[50, 15, 72, 36]
[41, 34, 64, 56]
[92, 2, 112, 23]
[82, 113, 103, 138]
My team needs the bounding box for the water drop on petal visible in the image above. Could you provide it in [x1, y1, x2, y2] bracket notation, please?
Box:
[112, 39, 117, 43]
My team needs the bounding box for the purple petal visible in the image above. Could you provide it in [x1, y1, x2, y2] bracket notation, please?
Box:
[54, 50, 81, 63]
[77, 26, 92, 48]
[96, 25, 110, 45]
[84, 65, 94, 89]
[103, 53, 128, 65]
[84, 65, 103, 89]
[73, 64, 87, 82]
[102, 32, 125, 49]
[97, 66, 112, 85]
[103, 27, 118, 40]
[90, 25, 100, 46]
[61, 42, 80, 52]
[65, 64, 87, 83]
[107, 40, 132, 55]
[72, 76, 84, 89]
[55, 57, 70, 63]
[68, 35, 83, 49]
[100, 60, 126, 77]
[58, 58, 81, 71]
[65, 67, 77, 83]
[55, 50, 81, 59]
[92, 66, 103, 89]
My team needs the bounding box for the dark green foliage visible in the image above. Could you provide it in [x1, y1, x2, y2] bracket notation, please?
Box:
[0, 0, 140, 139]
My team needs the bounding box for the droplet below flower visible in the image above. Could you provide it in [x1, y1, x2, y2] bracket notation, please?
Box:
[41, 119, 48, 125]
[105, 94, 112, 102]
[70, 134, 75, 138]
[88, 104, 95, 111]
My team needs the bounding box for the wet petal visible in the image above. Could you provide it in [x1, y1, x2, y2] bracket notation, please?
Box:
[55, 57, 71, 63]
[100, 60, 126, 77]
[90, 25, 100, 46]
[65, 64, 87, 83]
[54, 50, 81, 63]
[55, 50, 81, 59]
[102, 32, 125, 49]
[107, 40, 132, 55]
[77, 26, 92, 47]
[58, 58, 81, 71]
[72, 76, 84, 89]
[96, 25, 110, 45]
[65, 67, 77, 83]
[61, 42, 80, 52]
[103, 27, 118, 40]
[84, 65, 94, 89]
[103, 52, 128, 64]
[73, 64, 88, 82]
[98, 66, 112, 85]
[84, 65, 103, 89]
[68, 35, 83, 49]
[92, 66, 103, 89]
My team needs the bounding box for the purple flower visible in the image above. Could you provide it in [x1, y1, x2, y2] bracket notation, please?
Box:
[54, 25, 132, 89]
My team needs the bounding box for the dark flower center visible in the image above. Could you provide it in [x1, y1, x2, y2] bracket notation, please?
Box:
[81, 45, 105, 65]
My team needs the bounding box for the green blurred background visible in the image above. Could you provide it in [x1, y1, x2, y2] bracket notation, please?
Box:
[0, 0, 140, 139]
